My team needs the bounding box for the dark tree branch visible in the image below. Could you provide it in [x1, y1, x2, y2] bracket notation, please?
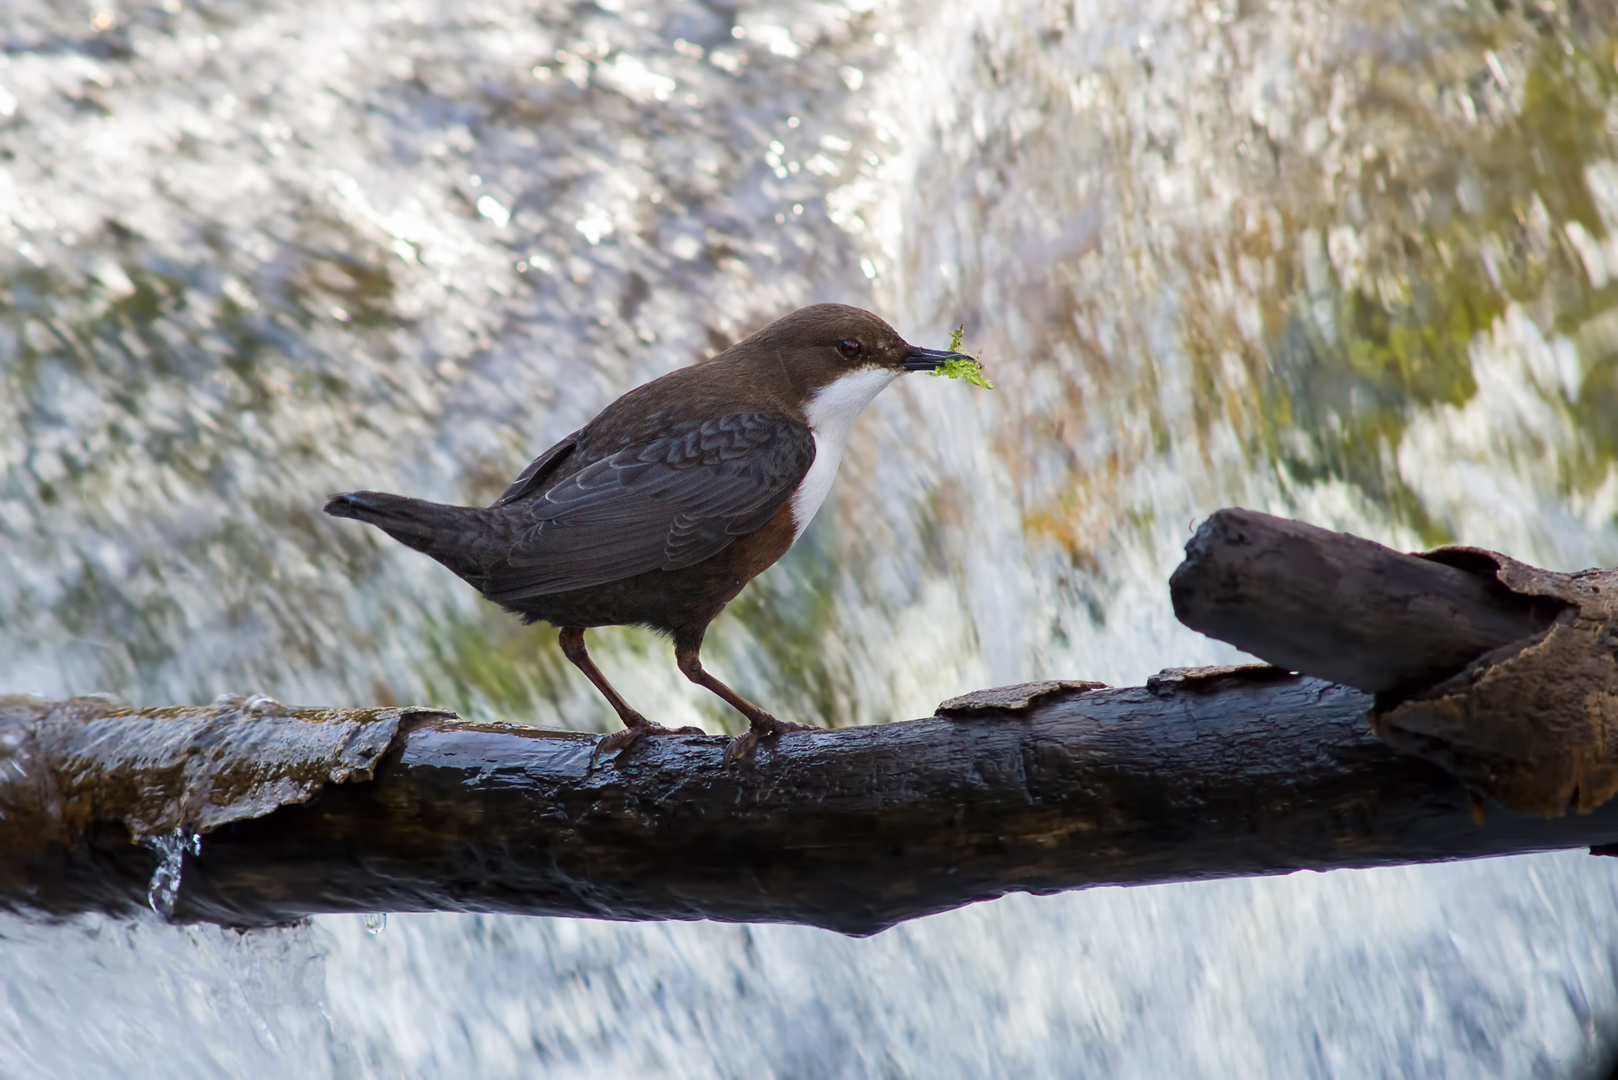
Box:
[7, 670, 1618, 934]
[5, 508, 1618, 931]
[1170, 508, 1618, 815]
[1167, 508, 1562, 696]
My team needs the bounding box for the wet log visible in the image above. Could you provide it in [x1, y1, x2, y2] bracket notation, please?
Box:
[7, 668, 1618, 935]
[1167, 508, 1562, 696]
[1170, 509, 1618, 816]
[7, 508, 1618, 933]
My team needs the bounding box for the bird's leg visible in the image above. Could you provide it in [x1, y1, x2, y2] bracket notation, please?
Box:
[559, 627, 701, 767]
[673, 629, 815, 764]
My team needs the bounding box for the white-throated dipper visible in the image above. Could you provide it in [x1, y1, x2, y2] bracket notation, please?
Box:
[325, 303, 976, 763]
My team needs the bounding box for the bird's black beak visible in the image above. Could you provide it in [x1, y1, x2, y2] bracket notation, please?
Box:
[901, 345, 974, 372]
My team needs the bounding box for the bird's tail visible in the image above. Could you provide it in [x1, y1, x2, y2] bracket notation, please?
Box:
[324, 490, 496, 584]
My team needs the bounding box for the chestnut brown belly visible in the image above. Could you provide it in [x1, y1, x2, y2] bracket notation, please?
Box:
[497, 501, 801, 636]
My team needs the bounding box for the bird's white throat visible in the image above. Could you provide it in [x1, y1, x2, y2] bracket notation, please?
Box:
[789, 365, 899, 539]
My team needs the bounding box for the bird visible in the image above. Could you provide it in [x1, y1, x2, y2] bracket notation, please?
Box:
[324, 303, 975, 763]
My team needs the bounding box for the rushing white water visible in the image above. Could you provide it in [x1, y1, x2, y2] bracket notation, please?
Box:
[4, 0, 1618, 1074]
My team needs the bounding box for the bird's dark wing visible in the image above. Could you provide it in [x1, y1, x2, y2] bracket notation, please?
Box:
[491, 430, 582, 507]
[483, 413, 815, 601]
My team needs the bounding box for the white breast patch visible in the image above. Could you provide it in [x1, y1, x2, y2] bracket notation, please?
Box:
[789, 365, 899, 540]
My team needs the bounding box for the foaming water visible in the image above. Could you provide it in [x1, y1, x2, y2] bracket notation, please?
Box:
[0, 913, 339, 1079]
[3, 0, 1618, 1074]
[3, 854, 1615, 1078]
[312, 857, 1618, 1078]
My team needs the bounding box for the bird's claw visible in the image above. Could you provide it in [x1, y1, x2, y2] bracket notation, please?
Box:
[724, 728, 760, 765]
[588, 718, 704, 770]
[724, 716, 817, 765]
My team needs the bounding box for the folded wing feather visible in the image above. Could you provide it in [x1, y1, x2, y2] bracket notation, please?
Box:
[483, 413, 814, 600]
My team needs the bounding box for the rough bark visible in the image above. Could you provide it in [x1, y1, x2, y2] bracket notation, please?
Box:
[1171, 508, 1618, 815]
[1167, 508, 1563, 696]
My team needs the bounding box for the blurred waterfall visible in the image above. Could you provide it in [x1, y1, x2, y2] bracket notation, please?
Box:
[3, 0, 1618, 1075]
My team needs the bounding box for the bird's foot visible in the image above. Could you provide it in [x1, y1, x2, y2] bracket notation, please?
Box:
[589, 716, 705, 770]
[724, 715, 817, 765]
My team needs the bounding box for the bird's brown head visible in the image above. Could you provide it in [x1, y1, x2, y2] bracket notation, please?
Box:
[717, 303, 974, 396]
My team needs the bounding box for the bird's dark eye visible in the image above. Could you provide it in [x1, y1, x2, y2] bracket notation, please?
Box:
[836, 339, 863, 359]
